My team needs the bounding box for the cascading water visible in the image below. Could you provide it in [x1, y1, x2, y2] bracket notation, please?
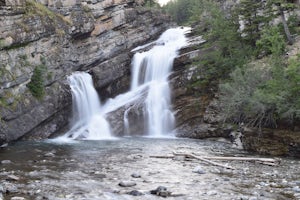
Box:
[62, 72, 112, 140]
[61, 27, 190, 140]
[127, 27, 190, 137]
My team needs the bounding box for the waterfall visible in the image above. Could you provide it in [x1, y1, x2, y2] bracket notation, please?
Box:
[63, 72, 112, 140]
[60, 27, 190, 140]
[128, 27, 190, 137]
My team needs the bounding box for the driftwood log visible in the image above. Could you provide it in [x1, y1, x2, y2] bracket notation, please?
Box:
[150, 152, 280, 169]
[173, 152, 236, 170]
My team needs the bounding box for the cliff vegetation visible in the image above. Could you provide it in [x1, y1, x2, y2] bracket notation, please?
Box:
[164, 0, 300, 131]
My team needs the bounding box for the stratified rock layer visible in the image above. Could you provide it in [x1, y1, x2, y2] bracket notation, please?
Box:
[0, 0, 171, 144]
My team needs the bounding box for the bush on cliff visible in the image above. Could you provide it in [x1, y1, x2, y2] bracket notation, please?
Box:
[27, 65, 46, 99]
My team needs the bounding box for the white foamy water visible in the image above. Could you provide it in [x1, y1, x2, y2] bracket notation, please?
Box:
[128, 27, 190, 136]
[61, 27, 190, 140]
[60, 72, 113, 140]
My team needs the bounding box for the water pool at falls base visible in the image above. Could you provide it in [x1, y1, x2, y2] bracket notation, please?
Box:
[0, 138, 300, 200]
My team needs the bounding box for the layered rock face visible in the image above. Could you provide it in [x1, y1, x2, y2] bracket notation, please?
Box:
[0, 0, 170, 144]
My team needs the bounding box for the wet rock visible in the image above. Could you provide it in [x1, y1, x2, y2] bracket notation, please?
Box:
[44, 152, 55, 157]
[150, 186, 171, 197]
[6, 175, 20, 181]
[127, 190, 144, 196]
[131, 173, 141, 178]
[239, 196, 250, 200]
[4, 183, 18, 193]
[1, 160, 12, 164]
[0, 193, 3, 200]
[192, 166, 206, 174]
[118, 181, 136, 187]
[0, 143, 8, 148]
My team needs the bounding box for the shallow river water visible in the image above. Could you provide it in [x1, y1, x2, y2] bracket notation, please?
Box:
[0, 137, 300, 200]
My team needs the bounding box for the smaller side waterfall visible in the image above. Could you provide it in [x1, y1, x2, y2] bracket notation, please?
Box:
[63, 72, 112, 140]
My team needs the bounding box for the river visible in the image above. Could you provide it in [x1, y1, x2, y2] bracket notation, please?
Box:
[1, 138, 300, 200]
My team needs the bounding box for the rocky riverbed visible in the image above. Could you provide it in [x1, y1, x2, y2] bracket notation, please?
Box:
[0, 138, 300, 200]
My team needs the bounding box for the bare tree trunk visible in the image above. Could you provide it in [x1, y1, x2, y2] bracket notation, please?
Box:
[280, 7, 294, 45]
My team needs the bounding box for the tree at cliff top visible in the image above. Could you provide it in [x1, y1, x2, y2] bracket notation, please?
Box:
[144, 0, 160, 7]
[162, 0, 202, 25]
[220, 25, 300, 130]
[267, 0, 297, 44]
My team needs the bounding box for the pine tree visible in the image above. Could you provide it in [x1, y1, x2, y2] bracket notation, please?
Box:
[266, 0, 296, 44]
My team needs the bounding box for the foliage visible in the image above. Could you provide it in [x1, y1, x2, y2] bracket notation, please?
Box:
[25, 0, 72, 25]
[236, 0, 271, 46]
[220, 52, 300, 128]
[144, 0, 160, 8]
[219, 65, 273, 128]
[27, 65, 46, 99]
[256, 26, 286, 57]
[192, 1, 252, 87]
[162, 0, 299, 129]
[163, 0, 203, 25]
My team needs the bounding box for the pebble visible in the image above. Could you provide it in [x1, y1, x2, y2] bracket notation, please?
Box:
[249, 197, 258, 200]
[0, 143, 8, 148]
[44, 152, 55, 157]
[118, 181, 136, 187]
[131, 173, 141, 178]
[192, 166, 206, 174]
[11, 197, 25, 200]
[206, 190, 218, 196]
[127, 190, 144, 196]
[0, 185, 4, 193]
[293, 186, 300, 193]
[1, 160, 12, 164]
[295, 181, 300, 186]
[6, 175, 20, 181]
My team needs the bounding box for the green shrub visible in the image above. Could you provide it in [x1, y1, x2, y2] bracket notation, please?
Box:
[256, 26, 286, 57]
[27, 65, 46, 99]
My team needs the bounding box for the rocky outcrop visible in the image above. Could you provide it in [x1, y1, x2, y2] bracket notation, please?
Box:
[0, 0, 171, 144]
[241, 128, 300, 158]
[170, 35, 230, 139]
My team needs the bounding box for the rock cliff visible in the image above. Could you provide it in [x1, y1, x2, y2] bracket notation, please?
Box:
[0, 0, 171, 144]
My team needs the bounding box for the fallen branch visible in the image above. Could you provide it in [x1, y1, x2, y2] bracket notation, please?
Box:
[173, 152, 236, 170]
[150, 155, 174, 159]
[201, 156, 280, 166]
[150, 153, 280, 167]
